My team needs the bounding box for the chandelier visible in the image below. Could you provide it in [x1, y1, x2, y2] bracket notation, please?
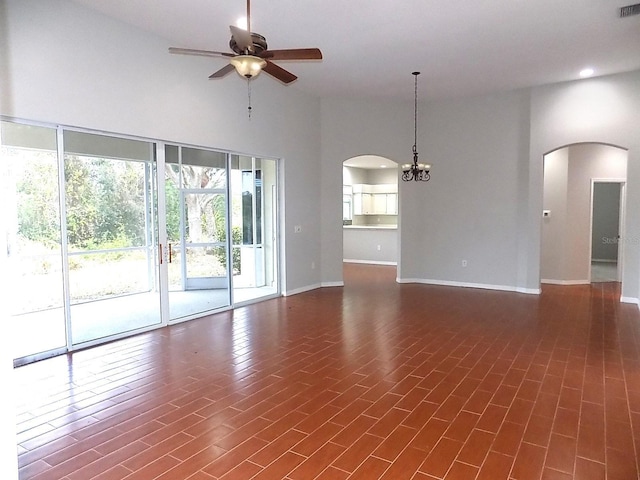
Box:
[402, 72, 431, 182]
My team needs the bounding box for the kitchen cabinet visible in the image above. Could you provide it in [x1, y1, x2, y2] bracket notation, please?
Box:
[351, 184, 397, 215]
[386, 193, 397, 214]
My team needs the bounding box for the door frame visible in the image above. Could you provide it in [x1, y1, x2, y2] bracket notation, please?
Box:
[229, 156, 280, 302]
[589, 178, 626, 283]
[161, 145, 234, 324]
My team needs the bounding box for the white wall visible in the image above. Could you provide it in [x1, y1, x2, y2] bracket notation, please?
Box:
[541, 144, 627, 282]
[321, 97, 411, 283]
[0, 0, 323, 295]
[343, 166, 368, 185]
[322, 90, 530, 291]
[541, 148, 569, 281]
[343, 228, 398, 264]
[367, 168, 398, 185]
[401, 91, 528, 289]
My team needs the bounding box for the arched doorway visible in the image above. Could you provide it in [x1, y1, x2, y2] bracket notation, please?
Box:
[541, 143, 628, 286]
[342, 155, 399, 267]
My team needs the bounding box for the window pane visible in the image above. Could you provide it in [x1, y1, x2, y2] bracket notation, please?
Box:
[1, 121, 67, 359]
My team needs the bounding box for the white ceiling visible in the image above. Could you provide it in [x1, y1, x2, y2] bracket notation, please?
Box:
[344, 155, 398, 170]
[70, 0, 640, 102]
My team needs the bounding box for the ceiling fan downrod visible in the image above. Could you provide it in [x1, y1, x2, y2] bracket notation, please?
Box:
[246, 0, 251, 34]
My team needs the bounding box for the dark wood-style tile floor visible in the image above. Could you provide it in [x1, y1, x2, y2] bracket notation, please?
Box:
[13, 264, 640, 479]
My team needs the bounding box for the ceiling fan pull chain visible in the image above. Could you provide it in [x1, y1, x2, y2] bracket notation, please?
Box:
[247, 78, 252, 119]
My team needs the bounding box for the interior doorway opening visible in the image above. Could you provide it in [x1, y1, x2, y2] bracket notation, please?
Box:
[541, 143, 628, 287]
[342, 155, 399, 268]
[590, 180, 624, 283]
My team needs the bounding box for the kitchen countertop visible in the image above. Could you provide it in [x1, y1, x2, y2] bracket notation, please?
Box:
[343, 225, 397, 230]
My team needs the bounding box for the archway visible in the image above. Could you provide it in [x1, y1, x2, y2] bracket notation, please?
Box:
[342, 155, 399, 269]
[540, 143, 628, 286]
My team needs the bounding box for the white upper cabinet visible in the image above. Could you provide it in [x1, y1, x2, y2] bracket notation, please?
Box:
[351, 184, 397, 215]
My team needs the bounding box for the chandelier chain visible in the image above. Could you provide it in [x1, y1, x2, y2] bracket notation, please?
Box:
[413, 72, 418, 154]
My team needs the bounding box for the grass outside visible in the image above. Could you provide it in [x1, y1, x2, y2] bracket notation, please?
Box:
[11, 246, 227, 314]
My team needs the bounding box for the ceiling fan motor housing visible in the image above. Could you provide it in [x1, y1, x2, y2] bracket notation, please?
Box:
[230, 32, 268, 55]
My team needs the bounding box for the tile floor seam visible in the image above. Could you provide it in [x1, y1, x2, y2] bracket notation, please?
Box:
[241, 459, 266, 480]
[479, 354, 542, 477]
[500, 380, 539, 479]
[575, 452, 606, 465]
[521, 327, 572, 479]
[248, 442, 310, 476]
[569, 329, 591, 480]
[466, 426, 503, 477]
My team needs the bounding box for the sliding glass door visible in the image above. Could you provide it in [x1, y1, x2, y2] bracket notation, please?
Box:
[165, 146, 231, 321]
[64, 131, 162, 345]
[230, 155, 278, 303]
[1, 122, 67, 360]
[3, 119, 280, 364]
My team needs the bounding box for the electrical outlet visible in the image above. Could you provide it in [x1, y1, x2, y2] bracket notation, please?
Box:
[311, 261, 315, 270]
[462, 260, 468, 267]
[377, 245, 381, 251]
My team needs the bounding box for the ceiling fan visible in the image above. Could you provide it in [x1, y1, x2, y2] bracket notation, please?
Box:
[168, 0, 322, 84]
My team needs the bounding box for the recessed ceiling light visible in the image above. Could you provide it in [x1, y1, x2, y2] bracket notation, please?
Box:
[380, 165, 387, 168]
[579, 68, 595, 78]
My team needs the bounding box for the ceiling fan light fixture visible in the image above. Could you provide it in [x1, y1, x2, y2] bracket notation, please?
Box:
[230, 55, 267, 79]
[169, 0, 321, 85]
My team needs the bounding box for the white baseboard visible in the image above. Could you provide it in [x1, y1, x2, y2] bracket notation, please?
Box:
[541, 279, 590, 285]
[284, 283, 321, 296]
[284, 281, 344, 296]
[396, 278, 540, 295]
[287, 277, 628, 303]
[620, 296, 639, 305]
[343, 259, 397, 266]
[516, 287, 542, 295]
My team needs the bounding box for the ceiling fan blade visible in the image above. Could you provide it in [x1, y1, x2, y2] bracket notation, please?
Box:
[209, 63, 235, 79]
[262, 48, 323, 61]
[169, 47, 233, 58]
[263, 61, 297, 84]
[229, 25, 253, 53]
